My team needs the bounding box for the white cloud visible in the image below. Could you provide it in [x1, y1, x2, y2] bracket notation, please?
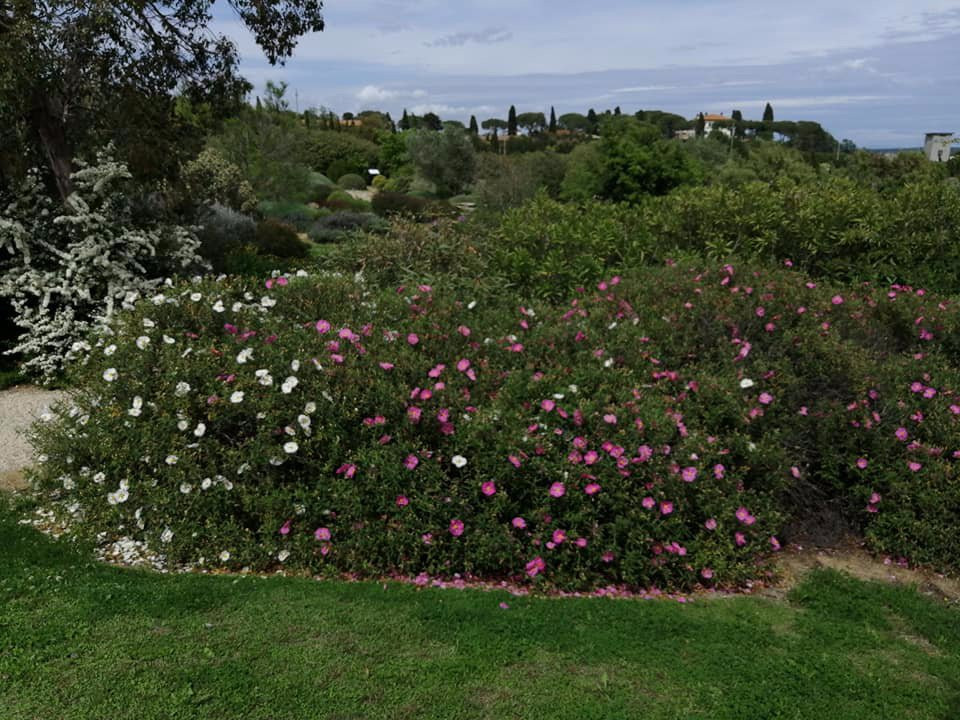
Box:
[356, 85, 427, 102]
[724, 95, 898, 109]
[612, 85, 677, 93]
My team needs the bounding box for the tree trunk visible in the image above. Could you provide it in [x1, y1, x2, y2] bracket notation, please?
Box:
[29, 90, 73, 200]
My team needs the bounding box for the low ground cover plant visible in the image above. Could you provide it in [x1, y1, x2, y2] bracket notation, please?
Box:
[27, 261, 960, 590]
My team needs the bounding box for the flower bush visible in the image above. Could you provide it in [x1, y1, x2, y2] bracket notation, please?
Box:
[28, 261, 960, 590]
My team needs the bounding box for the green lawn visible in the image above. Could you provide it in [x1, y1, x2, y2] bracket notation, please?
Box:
[2, 500, 958, 720]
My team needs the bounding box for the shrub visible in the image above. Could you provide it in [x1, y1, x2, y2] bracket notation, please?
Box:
[179, 149, 258, 214]
[0, 154, 205, 379]
[371, 174, 388, 190]
[307, 212, 388, 243]
[371, 191, 429, 218]
[310, 184, 335, 204]
[257, 201, 325, 233]
[323, 190, 372, 213]
[337, 174, 367, 191]
[308, 131, 379, 179]
[29, 261, 960, 589]
[382, 173, 413, 194]
[405, 127, 476, 197]
[196, 204, 256, 273]
[254, 219, 309, 259]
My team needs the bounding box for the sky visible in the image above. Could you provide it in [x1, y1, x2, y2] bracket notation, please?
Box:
[215, 1, 960, 148]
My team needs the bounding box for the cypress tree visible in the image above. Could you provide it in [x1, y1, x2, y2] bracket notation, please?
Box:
[731, 109, 744, 138]
[469, 115, 479, 136]
[586, 108, 598, 134]
[549, 106, 557, 133]
[695, 112, 705, 137]
[490, 125, 499, 148]
[507, 105, 517, 136]
[763, 102, 774, 123]
[399, 109, 410, 131]
[614, 105, 621, 115]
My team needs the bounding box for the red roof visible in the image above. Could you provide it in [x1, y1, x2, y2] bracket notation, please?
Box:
[703, 114, 728, 122]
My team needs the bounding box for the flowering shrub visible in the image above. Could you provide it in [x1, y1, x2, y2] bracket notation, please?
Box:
[0, 155, 206, 378]
[28, 262, 960, 589]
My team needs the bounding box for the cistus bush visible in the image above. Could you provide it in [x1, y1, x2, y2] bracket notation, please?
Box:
[336, 174, 367, 191]
[28, 262, 960, 589]
[253, 219, 309, 259]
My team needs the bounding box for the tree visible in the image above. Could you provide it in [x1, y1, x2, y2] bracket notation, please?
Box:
[508, 105, 518, 136]
[558, 112, 590, 133]
[516, 112, 546, 135]
[469, 115, 479, 136]
[399, 109, 411, 131]
[405, 126, 476, 196]
[763, 103, 774, 123]
[614, 106, 621, 116]
[0, 1, 326, 201]
[490, 126, 499, 149]
[422, 112, 442, 131]
[695, 113, 706, 138]
[263, 81, 291, 113]
[482, 118, 508, 131]
[731, 109, 744, 138]
[549, 106, 557, 133]
[586, 109, 599, 134]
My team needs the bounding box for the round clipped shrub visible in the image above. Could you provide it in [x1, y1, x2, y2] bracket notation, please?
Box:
[28, 261, 960, 588]
[254, 219, 309, 259]
[311, 183, 335, 204]
[371, 174, 388, 190]
[323, 190, 372, 213]
[337, 173, 367, 191]
[196, 204, 256, 273]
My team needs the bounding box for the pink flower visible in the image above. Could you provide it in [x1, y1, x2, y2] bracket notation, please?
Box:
[508, 455, 522, 468]
[584, 482, 601, 495]
[856, 458, 868, 469]
[335, 463, 357, 479]
[314, 527, 331, 541]
[642, 496, 656, 509]
[279, 520, 292, 536]
[276, 276, 288, 287]
[907, 461, 922, 472]
[449, 519, 464, 537]
[403, 455, 419, 470]
[660, 501, 674, 515]
[458, 325, 471, 337]
[603, 413, 617, 424]
[735, 506, 751, 523]
[681, 466, 698, 483]
[895, 427, 908, 441]
[421, 533, 433, 545]
[583, 450, 599, 466]
[407, 406, 422, 424]
[396, 495, 409, 507]
[790, 466, 801, 479]
[499, 602, 510, 610]
[379, 362, 394, 371]
[457, 358, 471, 372]
[756, 306, 765, 318]
[735, 532, 747, 547]
[758, 392, 773, 405]
[705, 518, 717, 530]
[601, 551, 615, 563]
[315, 319, 331, 334]
[831, 295, 844, 305]
[541, 399, 556, 412]
[713, 464, 725, 479]
[512, 516, 527, 529]
[481, 481, 497, 496]
[407, 333, 419, 346]
[575, 537, 588, 548]
[552, 529, 566, 544]
[265, 279, 274, 289]
[428, 364, 446, 378]
[701, 568, 714, 580]
[525, 556, 546, 577]
[549, 482, 566, 498]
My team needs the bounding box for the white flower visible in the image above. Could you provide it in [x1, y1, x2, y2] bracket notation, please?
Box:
[297, 414, 311, 430]
[163, 335, 175, 344]
[283, 441, 299, 454]
[277, 549, 290, 562]
[284, 426, 296, 436]
[128, 405, 141, 418]
[603, 358, 614, 368]
[219, 550, 231, 562]
[212, 300, 225, 313]
[93, 471, 105, 484]
[281, 376, 298, 394]
[304, 402, 317, 414]
[190, 292, 202, 302]
[467, 300, 477, 309]
[740, 378, 755, 389]
[222, 479, 234, 491]
[40, 411, 53, 422]
[165, 454, 178, 465]
[142, 318, 156, 328]
[63, 476, 75, 490]
[294, 503, 306, 515]
[237, 348, 253, 364]
[568, 384, 579, 393]
[552, 393, 565, 400]
[103, 344, 117, 356]
[177, 420, 189, 431]
[230, 391, 244, 404]
[201, 477, 212, 490]
[180, 483, 192, 494]
[261, 296, 276, 308]
[160, 528, 174, 543]
[114, 487, 129, 504]
[452, 455, 468, 468]
[194, 423, 206, 438]
[291, 359, 300, 372]
[103, 368, 118, 382]
[321, 390, 334, 403]
[231, 302, 243, 312]
[152, 294, 166, 305]
[257, 371, 273, 387]
[136, 336, 150, 349]
[174, 381, 191, 397]
[747, 442, 757, 452]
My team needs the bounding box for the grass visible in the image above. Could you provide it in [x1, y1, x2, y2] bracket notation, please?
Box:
[1, 498, 959, 720]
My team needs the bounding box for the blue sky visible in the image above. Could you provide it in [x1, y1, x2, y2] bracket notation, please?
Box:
[216, 1, 960, 147]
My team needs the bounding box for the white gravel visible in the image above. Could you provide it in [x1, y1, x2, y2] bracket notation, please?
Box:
[0, 385, 66, 477]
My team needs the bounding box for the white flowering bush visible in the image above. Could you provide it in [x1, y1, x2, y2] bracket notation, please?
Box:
[26, 262, 960, 589]
[0, 154, 207, 378]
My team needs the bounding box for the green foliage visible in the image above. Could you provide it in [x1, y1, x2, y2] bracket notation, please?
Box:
[371, 191, 430, 218]
[253, 219, 309, 259]
[377, 132, 410, 175]
[371, 174, 388, 190]
[488, 192, 650, 299]
[257, 200, 326, 232]
[307, 131, 379, 179]
[307, 212, 388, 243]
[337, 173, 367, 190]
[323, 190, 373, 213]
[196, 204, 257, 273]
[473, 151, 569, 211]
[560, 141, 606, 201]
[178, 148, 258, 214]
[405, 127, 476, 197]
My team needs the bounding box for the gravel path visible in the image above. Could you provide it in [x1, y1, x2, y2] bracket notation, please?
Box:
[0, 385, 66, 490]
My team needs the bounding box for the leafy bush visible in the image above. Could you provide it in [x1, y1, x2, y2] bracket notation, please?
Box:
[337, 174, 367, 190]
[196, 204, 256, 273]
[308, 131, 379, 179]
[254, 219, 310, 259]
[371, 191, 429, 218]
[406, 127, 476, 197]
[307, 212, 388, 243]
[179, 149, 258, 214]
[474, 152, 569, 211]
[257, 200, 326, 232]
[29, 261, 960, 590]
[0, 155, 205, 379]
[371, 174, 388, 190]
[382, 173, 413, 194]
[323, 190, 372, 213]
